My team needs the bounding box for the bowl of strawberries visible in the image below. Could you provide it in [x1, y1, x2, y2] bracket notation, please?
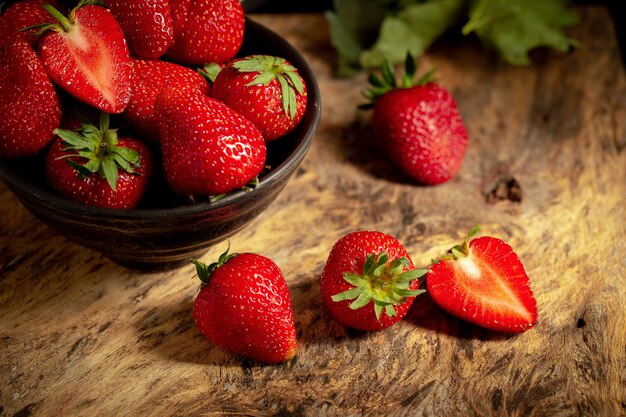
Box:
[0, 0, 321, 270]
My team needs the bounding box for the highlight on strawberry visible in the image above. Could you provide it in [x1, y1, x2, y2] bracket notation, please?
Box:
[210, 55, 308, 141]
[427, 226, 538, 333]
[45, 112, 153, 209]
[191, 245, 297, 364]
[363, 53, 469, 185]
[320, 231, 427, 331]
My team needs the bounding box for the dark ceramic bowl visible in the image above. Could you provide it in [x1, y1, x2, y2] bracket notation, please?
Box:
[0, 18, 321, 271]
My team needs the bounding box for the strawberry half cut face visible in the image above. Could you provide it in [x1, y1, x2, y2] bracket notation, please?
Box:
[427, 227, 538, 333]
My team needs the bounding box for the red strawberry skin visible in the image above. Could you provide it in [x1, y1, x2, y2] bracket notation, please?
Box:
[371, 83, 469, 185]
[193, 253, 297, 364]
[0, 0, 60, 47]
[38, 5, 132, 113]
[45, 137, 153, 209]
[105, 0, 174, 60]
[124, 59, 209, 142]
[155, 88, 266, 197]
[211, 57, 308, 141]
[427, 236, 538, 333]
[320, 231, 420, 331]
[166, 0, 244, 65]
[0, 39, 61, 158]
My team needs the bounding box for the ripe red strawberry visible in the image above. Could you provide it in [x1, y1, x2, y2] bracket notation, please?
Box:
[320, 231, 427, 331]
[0, 38, 61, 158]
[210, 55, 308, 142]
[154, 87, 266, 198]
[0, 0, 61, 47]
[427, 226, 538, 333]
[192, 248, 297, 364]
[104, 0, 174, 60]
[166, 0, 244, 65]
[365, 54, 469, 185]
[45, 113, 153, 209]
[123, 58, 209, 143]
[37, 1, 132, 113]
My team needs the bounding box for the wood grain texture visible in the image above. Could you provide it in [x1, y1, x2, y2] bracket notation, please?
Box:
[1, 7, 625, 417]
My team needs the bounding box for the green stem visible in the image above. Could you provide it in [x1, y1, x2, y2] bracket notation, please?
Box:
[43, 3, 73, 32]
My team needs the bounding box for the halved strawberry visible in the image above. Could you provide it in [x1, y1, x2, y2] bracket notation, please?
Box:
[36, 1, 132, 113]
[427, 226, 538, 333]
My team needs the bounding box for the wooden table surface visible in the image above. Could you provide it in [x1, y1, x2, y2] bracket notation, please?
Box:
[1, 7, 625, 417]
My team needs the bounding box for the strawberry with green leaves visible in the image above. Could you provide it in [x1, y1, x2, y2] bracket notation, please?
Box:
[166, 0, 244, 65]
[427, 226, 538, 333]
[105, 0, 174, 60]
[364, 54, 469, 185]
[320, 231, 427, 331]
[124, 58, 209, 143]
[210, 55, 308, 142]
[36, 0, 132, 113]
[192, 247, 297, 364]
[45, 113, 153, 209]
[0, 38, 61, 158]
[154, 87, 266, 199]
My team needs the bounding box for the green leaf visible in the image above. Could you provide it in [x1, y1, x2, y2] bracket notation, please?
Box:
[363, 254, 376, 275]
[55, 129, 93, 150]
[396, 288, 426, 297]
[326, 0, 395, 76]
[349, 293, 372, 310]
[247, 71, 276, 86]
[67, 159, 93, 177]
[396, 268, 428, 282]
[463, 0, 580, 65]
[285, 70, 305, 95]
[332, 287, 362, 302]
[374, 303, 384, 322]
[360, 0, 466, 69]
[111, 146, 140, 165]
[343, 272, 364, 287]
[101, 158, 118, 191]
[198, 62, 222, 83]
[385, 304, 397, 317]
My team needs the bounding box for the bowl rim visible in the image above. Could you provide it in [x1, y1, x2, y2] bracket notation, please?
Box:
[0, 18, 321, 220]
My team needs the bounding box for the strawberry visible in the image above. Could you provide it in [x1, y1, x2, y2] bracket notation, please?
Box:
[0, 0, 60, 47]
[45, 113, 153, 209]
[192, 247, 297, 364]
[104, 0, 174, 60]
[123, 58, 209, 143]
[364, 54, 469, 185]
[0, 38, 61, 158]
[154, 87, 266, 198]
[320, 231, 427, 331]
[166, 0, 244, 65]
[427, 226, 538, 333]
[37, 1, 132, 113]
[210, 55, 308, 142]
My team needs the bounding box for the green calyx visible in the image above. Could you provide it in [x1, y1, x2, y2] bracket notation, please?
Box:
[438, 225, 481, 262]
[191, 243, 237, 288]
[54, 113, 140, 191]
[198, 62, 222, 84]
[332, 252, 427, 322]
[360, 52, 437, 109]
[232, 55, 305, 120]
[24, 1, 107, 35]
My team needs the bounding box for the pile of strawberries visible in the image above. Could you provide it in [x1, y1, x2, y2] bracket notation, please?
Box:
[0, 0, 307, 209]
[192, 226, 538, 364]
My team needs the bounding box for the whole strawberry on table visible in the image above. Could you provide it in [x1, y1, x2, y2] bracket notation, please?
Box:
[0, 0, 310, 208]
[362, 54, 469, 185]
[320, 231, 427, 331]
[192, 247, 297, 364]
